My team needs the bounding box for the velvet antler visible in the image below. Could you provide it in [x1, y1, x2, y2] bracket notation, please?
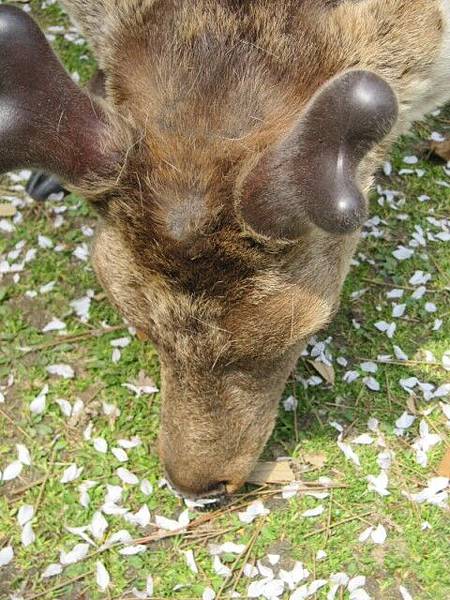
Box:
[0, 6, 117, 184]
[238, 70, 398, 238]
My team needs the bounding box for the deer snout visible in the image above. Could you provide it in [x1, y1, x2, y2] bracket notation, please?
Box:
[158, 436, 249, 499]
[165, 470, 229, 499]
[161, 451, 246, 499]
[157, 362, 284, 499]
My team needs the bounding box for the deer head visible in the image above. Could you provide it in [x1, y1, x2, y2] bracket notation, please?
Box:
[1, 3, 421, 497]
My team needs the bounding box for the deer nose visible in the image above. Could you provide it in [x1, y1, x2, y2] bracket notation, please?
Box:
[158, 437, 247, 498]
[166, 470, 230, 499]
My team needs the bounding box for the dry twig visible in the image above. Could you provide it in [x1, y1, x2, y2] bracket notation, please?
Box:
[216, 518, 266, 599]
[20, 325, 126, 355]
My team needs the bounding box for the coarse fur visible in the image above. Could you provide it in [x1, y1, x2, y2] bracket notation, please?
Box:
[49, 0, 450, 495]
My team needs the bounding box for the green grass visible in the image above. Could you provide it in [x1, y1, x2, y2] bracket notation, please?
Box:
[0, 2, 449, 599]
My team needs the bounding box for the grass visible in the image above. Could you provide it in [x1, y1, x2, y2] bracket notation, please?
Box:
[0, 2, 449, 599]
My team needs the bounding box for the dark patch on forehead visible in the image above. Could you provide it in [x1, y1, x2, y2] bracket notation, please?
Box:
[164, 229, 258, 295]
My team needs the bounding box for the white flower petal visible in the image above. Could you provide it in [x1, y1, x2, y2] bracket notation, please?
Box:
[111, 337, 131, 348]
[90, 511, 109, 540]
[386, 288, 404, 299]
[283, 395, 298, 411]
[116, 467, 139, 485]
[155, 515, 182, 532]
[17, 505, 34, 527]
[263, 578, 284, 598]
[117, 437, 141, 449]
[42, 318, 66, 333]
[309, 579, 328, 595]
[367, 418, 379, 432]
[330, 572, 350, 587]
[16, 444, 31, 466]
[178, 509, 190, 528]
[183, 549, 198, 573]
[363, 377, 380, 392]
[256, 560, 273, 578]
[42, 563, 63, 578]
[111, 447, 128, 462]
[244, 563, 259, 578]
[203, 587, 216, 600]
[2, 461, 23, 481]
[102, 502, 129, 516]
[360, 362, 377, 373]
[399, 585, 413, 600]
[60, 543, 90, 565]
[38, 234, 53, 248]
[65, 526, 95, 546]
[124, 505, 151, 528]
[30, 394, 46, 414]
[434, 385, 450, 399]
[350, 589, 371, 600]
[371, 524, 387, 544]
[348, 576, 366, 592]
[411, 286, 426, 300]
[213, 555, 232, 577]
[46, 364, 74, 379]
[96, 560, 110, 591]
[93, 438, 108, 454]
[60, 464, 83, 484]
[209, 542, 246, 555]
[0, 546, 14, 567]
[72, 398, 84, 416]
[353, 434, 374, 445]
[302, 505, 324, 518]
[337, 442, 360, 466]
[70, 295, 92, 322]
[393, 345, 408, 361]
[104, 530, 133, 547]
[280, 561, 309, 589]
[119, 544, 147, 555]
[139, 479, 153, 496]
[395, 412, 416, 430]
[21, 522, 36, 547]
[56, 398, 72, 417]
[392, 246, 413, 260]
[78, 480, 97, 508]
[238, 499, 270, 523]
[358, 526, 373, 543]
[383, 161, 392, 176]
[392, 303, 406, 318]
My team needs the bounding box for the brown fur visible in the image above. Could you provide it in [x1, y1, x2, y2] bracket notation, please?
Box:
[58, 0, 450, 496]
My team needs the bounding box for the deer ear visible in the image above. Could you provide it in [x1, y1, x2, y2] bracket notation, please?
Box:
[0, 6, 118, 185]
[237, 70, 398, 238]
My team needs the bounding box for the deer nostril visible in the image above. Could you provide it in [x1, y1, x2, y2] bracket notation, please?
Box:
[164, 470, 230, 499]
[203, 481, 228, 497]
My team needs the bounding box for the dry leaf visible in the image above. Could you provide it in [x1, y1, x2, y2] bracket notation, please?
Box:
[303, 452, 327, 468]
[247, 461, 295, 485]
[136, 370, 156, 388]
[406, 395, 417, 415]
[437, 447, 450, 478]
[430, 139, 450, 162]
[308, 360, 335, 385]
[0, 203, 16, 217]
[136, 329, 149, 341]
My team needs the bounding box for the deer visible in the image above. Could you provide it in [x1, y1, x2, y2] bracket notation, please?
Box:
[0, 0, 449, 499]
